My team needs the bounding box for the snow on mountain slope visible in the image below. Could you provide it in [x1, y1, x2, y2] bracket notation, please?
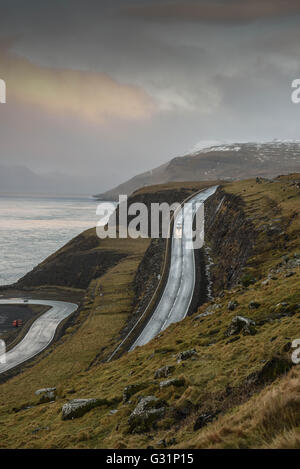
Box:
[95, 141, 300, 200]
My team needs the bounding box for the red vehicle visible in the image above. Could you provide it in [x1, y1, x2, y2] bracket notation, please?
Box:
[12, 319, 23, 328]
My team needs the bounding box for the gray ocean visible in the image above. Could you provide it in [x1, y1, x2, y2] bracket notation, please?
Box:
[0, 194, 99, 286]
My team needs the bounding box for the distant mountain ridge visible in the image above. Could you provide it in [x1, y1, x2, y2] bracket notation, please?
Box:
[95, 141, 300, 200]
[0, 164, 94, 195]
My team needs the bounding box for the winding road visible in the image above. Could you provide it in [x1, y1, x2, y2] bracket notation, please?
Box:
[0, 186, 217, 372]
[130, 185, 218, 350]
[0, 299, 77, 374]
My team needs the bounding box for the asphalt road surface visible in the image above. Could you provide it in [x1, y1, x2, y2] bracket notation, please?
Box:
[0, 299, 77, 374]
[130, 186, 218, 349]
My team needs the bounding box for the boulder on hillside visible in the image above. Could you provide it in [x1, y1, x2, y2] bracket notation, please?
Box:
[248, 301, 261, 309]
[128, 396, 167, 433]
[154, 365, 175, 379]
[35, 387, 56, 404]
[61, 398, 108, 420]
[177, 349, 197, 362]
[159, 378, 185, 389]
[123, 383, 146, 403]
[193, 304, 222, 320]
[193, 413, 216, 431]
[246, 356, 293, 385]
[228, 300, 239, 311]
[226, 316, 256, 336]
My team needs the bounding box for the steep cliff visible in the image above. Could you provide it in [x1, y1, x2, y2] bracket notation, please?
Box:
[205, 188, 256, 295]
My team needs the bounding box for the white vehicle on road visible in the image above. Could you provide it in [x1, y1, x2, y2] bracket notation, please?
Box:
[175, 219, 183, 238]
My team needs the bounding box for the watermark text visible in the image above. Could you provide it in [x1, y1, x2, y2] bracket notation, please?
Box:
[291, 339, 300, 365]
[291, 79, 300, 104]
[0, 78, 6, 103]
[0, 339, 6, 364]
[96, 196, 205, 249]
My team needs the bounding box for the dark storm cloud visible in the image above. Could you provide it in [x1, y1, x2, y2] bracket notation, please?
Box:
[123, 0, 300, 23]
[0, 0, 300, 193]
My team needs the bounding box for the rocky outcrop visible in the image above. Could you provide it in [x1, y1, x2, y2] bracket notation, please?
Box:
[228, 300, 239, 311]
[128, 396, 167, 433]
[269, 253, 300, 276]
[226, 316, 256, 336]
[193, 413, 216, 431]
[132, 238, 165, 308]
[205, 189, 257, 294]
[246, 357, 293, 385]
[193, 303, 222, 320]
[159, 378, 185, 389]
[177, 349, 197, 362]
[248, 301, 261, 310]
[61, 398, 108, 420]
[123, 383, 147, 403]
[35, 387, 56, 404]
[154, 365, 175, 379]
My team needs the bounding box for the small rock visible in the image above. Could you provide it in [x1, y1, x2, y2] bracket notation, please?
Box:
[123, 383, 145, 402]
[128, 396, 166, 433]
[32, 426, 49, 434]
[285, 272, 295, 278]
[167, 438, 176, 446]
[194, 304, 221, 320]
[35, 387, 56, 404]
[109, 409, 118, 415]
[177, 349, 197, 362]
[193, 413, 215, 431]
[168, 438, 176, 446]
[282, 342, 292, 352]
[159, 378, 185, 389]
[147, 353, 155, 361]
[248, 301, 261, 309]
[275, 302, 288, 311]
[257, 319, 267, 326]
[61, 398, 106, 420]
[156, 439, 167, 448]
[226, 316, 256, 337]
[154, 365, 175, 379]
[228, 301, 238, 311]
[193, 314, 205, 321]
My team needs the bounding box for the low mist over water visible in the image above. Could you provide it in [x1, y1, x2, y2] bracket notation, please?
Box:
[0, 194, 98, 285]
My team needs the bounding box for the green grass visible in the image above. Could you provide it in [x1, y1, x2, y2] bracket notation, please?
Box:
[0, 175, 299, 449]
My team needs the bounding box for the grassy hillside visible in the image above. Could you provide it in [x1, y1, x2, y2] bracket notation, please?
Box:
[0, 175, 299, 449]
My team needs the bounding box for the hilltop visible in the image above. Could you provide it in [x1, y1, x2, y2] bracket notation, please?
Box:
[95, 141, 300, 200]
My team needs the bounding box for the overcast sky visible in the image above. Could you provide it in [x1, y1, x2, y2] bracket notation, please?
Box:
[0, 0, 300, 193]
